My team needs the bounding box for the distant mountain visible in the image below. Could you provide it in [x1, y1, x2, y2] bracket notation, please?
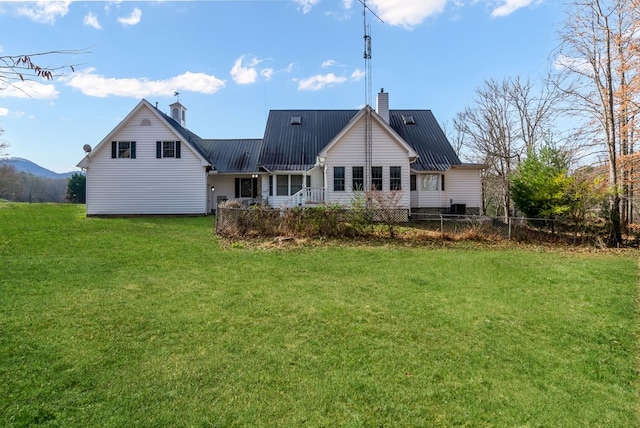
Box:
[0, 157, 80, 179]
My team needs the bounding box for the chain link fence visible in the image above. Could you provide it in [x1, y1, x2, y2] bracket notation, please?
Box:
[216, 204, 624, 245]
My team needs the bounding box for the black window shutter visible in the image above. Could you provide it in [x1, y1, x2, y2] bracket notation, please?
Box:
[441, 174, 445, 191]
[269, 176, 273, 196]
[111, 141, 117, 158]
[252, 177, 258, 198]
[156, 141, 162, 158]
[176, 141, 181, 158]
[131, 142, 136, 159]
[235, 178, 240, 198]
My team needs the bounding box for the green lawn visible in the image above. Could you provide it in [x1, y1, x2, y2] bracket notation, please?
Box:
[0, 203, 637, 427]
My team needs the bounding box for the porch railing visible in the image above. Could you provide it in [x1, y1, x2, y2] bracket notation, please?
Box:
[281, 187, 325, 208]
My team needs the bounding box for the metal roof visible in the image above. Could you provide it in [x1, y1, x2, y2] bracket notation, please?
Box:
[258, 108, 460, 172]
[259, 110, 358, 171]
[388, 110, 462, 171]
[196, 139, 263, 173]
[156, 105, 461, 173]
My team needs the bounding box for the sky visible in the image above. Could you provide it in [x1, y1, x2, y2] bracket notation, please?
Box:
[0, 0, 565, 173]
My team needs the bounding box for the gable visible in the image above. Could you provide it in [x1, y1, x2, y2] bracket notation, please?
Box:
[318, 107, 418, 161]
[78, 99, 209, 168]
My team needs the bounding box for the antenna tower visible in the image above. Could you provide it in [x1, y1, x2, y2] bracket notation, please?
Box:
[360, 0, 383, 191]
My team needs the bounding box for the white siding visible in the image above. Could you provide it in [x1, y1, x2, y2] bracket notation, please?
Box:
[209, 175, 236, 209]
[325, 119, 411, 208]
[86, 108, 207, 215]
[445, 168, 483, 209]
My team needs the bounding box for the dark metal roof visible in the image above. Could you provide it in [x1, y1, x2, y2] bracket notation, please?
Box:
[259, 110, 358, 171]
[154, 103, 460, 173]
[196, 139, 263, 173]
[258, 108, 460, 172]
[388, 110, 462, 171]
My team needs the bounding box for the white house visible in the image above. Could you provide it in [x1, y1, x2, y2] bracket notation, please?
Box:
[77, 91, 484, 216]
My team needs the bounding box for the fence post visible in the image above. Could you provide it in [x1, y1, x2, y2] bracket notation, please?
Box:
[508, 216, 512, 241]
[440, 214, 444, 240]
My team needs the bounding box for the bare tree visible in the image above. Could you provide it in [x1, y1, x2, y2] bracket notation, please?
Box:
[454, 76, 563, 220]
[557, 0, 640, 246]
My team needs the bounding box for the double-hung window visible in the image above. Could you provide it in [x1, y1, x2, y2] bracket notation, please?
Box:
[334, 167, 345, 191]
[390, 166, 401, 190]
[276, 176, 289, 196]
[111, 141, 136, 159]
[352, 166, 364, 191]
[156, 141, 181, 158]
[371, 166, 383, 191]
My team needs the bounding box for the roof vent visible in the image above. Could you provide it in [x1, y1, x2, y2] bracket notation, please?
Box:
[402, 114, 416, 125]
[290, 115, 302, 126]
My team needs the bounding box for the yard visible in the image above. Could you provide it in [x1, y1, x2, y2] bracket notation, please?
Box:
[0, 203, 637, 427]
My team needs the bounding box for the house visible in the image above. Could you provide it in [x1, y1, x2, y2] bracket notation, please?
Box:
[77, 90, 484, 216]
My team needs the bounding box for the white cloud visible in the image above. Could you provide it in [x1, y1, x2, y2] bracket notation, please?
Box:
[63, 68, 226, 98]
[297, 73, 348, 91]
[491, 0, 536, 17]
[294, 0, 320, 14]
[261, 68, 274, 80]
[350, 69, 365, 81]
[321, 59, 338, 68]
[16, 0, 71, 24]
[83, 11, 101, 29]
[0, 81, 59, 100]
[553, 54, 592, 75]
[230, 55, 259, 85]
[118, 7, 141, 26]
[369, 0, 447, 29]
[343, 0, 354, 9]
[230, 55, 274, 85]
[0, 107, 8, 116]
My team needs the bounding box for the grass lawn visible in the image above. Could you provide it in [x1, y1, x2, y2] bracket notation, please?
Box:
[0, 203, 638, 427]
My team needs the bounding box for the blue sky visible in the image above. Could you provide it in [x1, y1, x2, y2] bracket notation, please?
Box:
[0, 0, 564, 173]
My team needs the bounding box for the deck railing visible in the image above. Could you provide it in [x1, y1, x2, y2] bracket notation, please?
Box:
[281, 187, 325, 208]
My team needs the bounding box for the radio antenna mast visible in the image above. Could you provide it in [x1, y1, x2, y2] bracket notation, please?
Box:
[360, 0, 383, 191]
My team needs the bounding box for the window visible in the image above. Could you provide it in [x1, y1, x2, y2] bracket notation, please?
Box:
[352, 166, 364, 191]
[390, 166, 401, 190]
[275, 175, 305, 196]
[334, 167, 345, 191]
[277, 175, 289, 196]
[235, 177, 258, 198]
[111, 141, 136, 159]
[371, 166, 383, 191]
[402, 115, 416, 125]
[422, 174, 439, 191]
[410, 174, 417, 191]
[156, 141, 181, 158]
[141, 119, 151, 126]
[290, 115, 302, 125]
[291, 175, 303, 194]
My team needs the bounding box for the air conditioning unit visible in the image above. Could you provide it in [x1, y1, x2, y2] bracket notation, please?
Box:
[450, 204, 466, 215]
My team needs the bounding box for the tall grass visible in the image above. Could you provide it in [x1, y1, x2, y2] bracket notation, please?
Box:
[0, 203, 637, 427]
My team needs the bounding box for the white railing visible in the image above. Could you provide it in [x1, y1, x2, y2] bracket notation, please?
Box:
[281, 187, 325, 208]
